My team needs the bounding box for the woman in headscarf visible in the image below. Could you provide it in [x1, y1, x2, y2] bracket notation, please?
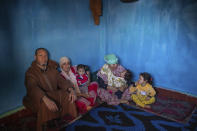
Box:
[97, 54, 132, 105]
[59, 57, 98, 114]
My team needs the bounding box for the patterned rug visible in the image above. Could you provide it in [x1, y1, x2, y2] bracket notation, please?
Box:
[0, 108, 37, 131]
[0, 108, 76, 131]
[0, 88, 196, 131]
[64, 103, 197, 131]
[128, 91, 197, 123]
[0, 100, 101, 131]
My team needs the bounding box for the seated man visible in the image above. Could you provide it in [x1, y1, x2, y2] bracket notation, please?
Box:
[23, 48, 77, 131]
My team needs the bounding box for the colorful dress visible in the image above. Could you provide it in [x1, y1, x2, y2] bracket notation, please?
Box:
[100, 64, 127, 88]
[97, 64, 126, 105]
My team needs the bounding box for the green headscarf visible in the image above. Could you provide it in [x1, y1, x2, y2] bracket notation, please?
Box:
[104, 54, 118, 64]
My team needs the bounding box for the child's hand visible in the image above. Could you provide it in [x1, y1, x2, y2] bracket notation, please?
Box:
[134, 81, 139, 87]
[87, 80, 90, 86]
[86, 71, 90, 75]
[146, 96, 151, 100]
[129, 85, 136, 93]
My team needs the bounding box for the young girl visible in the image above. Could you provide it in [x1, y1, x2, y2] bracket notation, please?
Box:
[75, 64, 98, 114]
[75, 64, 90, 93]
[129, 72, 156, 108]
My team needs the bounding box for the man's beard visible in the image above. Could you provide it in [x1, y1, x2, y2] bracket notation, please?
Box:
[41, 63, 47, 66]
[42, 63, 47, 70]
[37, 62, 48, 71]
[37, 62, 47, 67]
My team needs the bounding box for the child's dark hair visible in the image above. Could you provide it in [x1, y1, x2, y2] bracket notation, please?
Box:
[140, 72, 152, 85]
[124, 69, 132, 85]
[77, 64, 85, 71]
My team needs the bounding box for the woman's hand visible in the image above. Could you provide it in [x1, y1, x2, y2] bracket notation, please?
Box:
[74, 84, 81, 94]
[119, 85, 127, 92]
[104, 81, 108, 85]
[107, 86, 118, 93]
[68, 88, 76, 103]
[107, 86, 113, 90]
[79, 93, 89, 98]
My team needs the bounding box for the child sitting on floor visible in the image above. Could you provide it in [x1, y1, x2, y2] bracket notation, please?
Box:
[129, 72, 156, 108]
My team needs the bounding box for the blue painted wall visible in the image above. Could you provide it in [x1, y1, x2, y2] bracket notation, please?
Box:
[0, 0, 197, 114]
[0, 0, 104, 114]
[103, 0, 197, 96]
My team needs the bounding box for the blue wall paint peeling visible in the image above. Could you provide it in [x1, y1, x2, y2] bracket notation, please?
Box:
[0, 0, 197, 114]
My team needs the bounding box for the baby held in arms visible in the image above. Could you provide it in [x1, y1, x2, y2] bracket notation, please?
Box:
[107, 69, 132, 98]
[75, 64, 97, 113]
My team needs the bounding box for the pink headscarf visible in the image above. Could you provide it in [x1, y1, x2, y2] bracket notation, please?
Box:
[59, 57, 77, 86]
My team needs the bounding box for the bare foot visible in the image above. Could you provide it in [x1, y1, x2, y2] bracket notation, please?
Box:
[120, 100, 129, 105]
[135, 104, 140, 108]
[144, 105, 151, 109]
[87, 106, 92, 111]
